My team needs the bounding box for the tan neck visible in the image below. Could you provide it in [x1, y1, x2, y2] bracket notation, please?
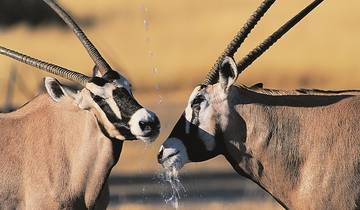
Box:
[2, 93, 123, 208]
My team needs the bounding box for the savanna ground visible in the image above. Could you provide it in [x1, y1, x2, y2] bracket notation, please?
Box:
[0, 0, 359, 209]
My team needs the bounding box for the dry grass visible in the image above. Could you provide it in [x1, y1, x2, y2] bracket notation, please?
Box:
[1, 0, 360, 106]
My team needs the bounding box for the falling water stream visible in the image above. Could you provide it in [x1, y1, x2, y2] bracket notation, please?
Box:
[141, 4, 186, 209]
[158, 168, 187, 209]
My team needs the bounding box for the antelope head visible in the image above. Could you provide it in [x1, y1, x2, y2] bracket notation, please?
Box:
[0, 0, 160, 142]
[158, 0, 323, 170]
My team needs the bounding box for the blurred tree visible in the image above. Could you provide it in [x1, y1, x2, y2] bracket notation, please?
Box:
[0, 0, 64, 27]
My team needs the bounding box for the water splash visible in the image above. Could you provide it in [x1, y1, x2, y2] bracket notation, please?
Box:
[158, 168, 186, 209]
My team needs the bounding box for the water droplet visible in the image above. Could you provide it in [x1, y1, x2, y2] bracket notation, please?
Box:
[152, 67, 158, 74]
[149, 51, 155, 58]
[158, 95, 163, 104]
[143, 19, 150, 31]
[140, 5, 163, 107]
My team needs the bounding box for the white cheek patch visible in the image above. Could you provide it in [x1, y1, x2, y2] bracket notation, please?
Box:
[198, 107, 216, 151]
[76, 89, 125, 140]
[183, 86, 216, 151]
[92, 98, 124, 140]
[105, 98, 122, 119]
[185, 105, 192, 134]
[184, 85, 206, 134]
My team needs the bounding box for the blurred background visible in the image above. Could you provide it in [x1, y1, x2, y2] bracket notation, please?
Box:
[0, 0, 358, 209]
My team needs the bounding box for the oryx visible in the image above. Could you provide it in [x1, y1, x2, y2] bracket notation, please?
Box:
[0, 0, 160, 209]
[157, 0, 360, 209]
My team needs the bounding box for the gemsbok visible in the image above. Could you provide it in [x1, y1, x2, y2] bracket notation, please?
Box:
[157, 0, 360, 209]
[0, 0, 160, 209]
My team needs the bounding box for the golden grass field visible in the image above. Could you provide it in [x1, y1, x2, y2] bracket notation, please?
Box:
[0, 0, 359, 209]
[1, 0, 360, 106]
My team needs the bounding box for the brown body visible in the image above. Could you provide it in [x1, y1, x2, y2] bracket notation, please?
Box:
[159, 81, 360, 210]
[158, 0, 332, 209]
[0, 93, 122, 209]
[225, 86, 360, 209]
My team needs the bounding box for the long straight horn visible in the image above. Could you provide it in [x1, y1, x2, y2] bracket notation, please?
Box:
[0, 46, 90, 86]
[237, 0, 323, 74]
[204, 0, 276, 85]
[43, 0, 112, 75]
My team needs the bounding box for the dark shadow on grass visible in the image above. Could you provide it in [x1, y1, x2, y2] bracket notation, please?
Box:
[0, 0, 95, 28]
[108, 171, 271, 205]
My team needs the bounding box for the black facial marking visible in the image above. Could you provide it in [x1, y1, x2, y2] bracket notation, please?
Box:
[92, 93, 119, 123]
[89, 77, 107, 87]
[199, 84, 207, 89]
[169, 114, 223, 162]
[112, 121, 135, 139]
[112, 88, 142, 121]
[191, 95, 205, 126]
[50, 81, 64, 98]
[90, 92, 137, 140]
[103, 70, 121, 81]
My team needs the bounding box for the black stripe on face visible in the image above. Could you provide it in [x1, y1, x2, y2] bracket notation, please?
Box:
[91, 93, 119, 123]
[90, 92, 135, 139]
[112, 88, 142, 121]
[169, 114, 223, 162]
[190, 95, 205, 125]
[103, 70, 121, 81]
[89, 77, 108, 87]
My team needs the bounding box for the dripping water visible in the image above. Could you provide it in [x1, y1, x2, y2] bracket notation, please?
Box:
[137, 4, 165, 204]
[141, 4, 163, 105]
[158, 168, 186, 209]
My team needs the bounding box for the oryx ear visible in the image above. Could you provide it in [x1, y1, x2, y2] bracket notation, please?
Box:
[44, 77, 77, 102]
[219, 56, 238, 91]
[92, 65, 102, 77]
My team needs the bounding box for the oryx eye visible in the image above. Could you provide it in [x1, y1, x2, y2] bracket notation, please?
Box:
[191, 95, 205, 108]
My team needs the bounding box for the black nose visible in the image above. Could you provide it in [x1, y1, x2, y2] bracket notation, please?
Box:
[139, 116, 160, 132]
[157, 148, 164, 164]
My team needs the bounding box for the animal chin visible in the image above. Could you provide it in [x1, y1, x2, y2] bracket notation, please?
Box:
[136, 133, 159, 143]
[161, 153, 185, 170]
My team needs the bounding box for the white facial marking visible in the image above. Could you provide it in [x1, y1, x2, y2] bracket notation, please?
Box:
[183, 85, 216, 151]
[185, 86, 203, 133]
[86, 82, 115, 99]
[160, 138, 189, 170]
[106, 98, 122, 119]
[92, 98, 125, 140]
[197, 103, 216, 151]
